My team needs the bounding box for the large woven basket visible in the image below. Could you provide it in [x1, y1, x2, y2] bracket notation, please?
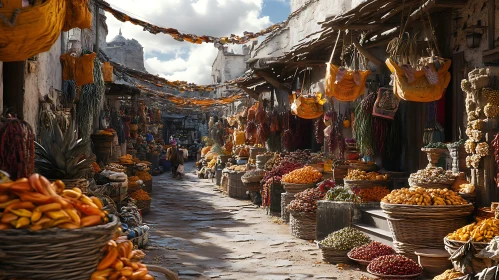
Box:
[282, 182, 315, 194]
[228, 171, 248, 199]
[318, 244, 350, 264]
[270, 182, 285, 213]
[60, 178, 89, 193]
[281, 192, 296, 223]
[0, 215, 120, 280]
[249, 147, 266, 159]
[244, 182, 262, 192]
[381, 203, 473, 246]
[408, 181, 454, 189]
[289, 211, 316, 240]
[135, 199, 151, 215]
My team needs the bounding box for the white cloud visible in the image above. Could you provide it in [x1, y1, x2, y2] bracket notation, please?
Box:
[105, 0, 272, 84]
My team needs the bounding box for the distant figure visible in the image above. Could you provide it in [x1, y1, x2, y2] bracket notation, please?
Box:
[167, 140, 179, 177]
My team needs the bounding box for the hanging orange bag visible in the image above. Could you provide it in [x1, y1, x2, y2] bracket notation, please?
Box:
[102, 62, 114, 82]
[386, 58, 452, 102]
[75, 52, 96, 86]
[60, 53, 76, 81]
[0, 0, 66, 62]
[63, 0, 92, 31]
[324, 64, 370, 101]
[291, 94, 325, 120]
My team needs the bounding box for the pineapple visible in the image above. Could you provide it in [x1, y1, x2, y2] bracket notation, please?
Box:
[35, 118, 95, 179]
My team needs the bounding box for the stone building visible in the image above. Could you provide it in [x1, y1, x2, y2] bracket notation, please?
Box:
[106, 29, 146, 71]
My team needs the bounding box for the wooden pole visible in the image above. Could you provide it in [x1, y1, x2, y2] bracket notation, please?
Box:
[488, 0, 495, 50]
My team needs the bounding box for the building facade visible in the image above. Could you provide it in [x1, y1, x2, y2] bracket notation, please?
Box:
[106, 29, 146, 72]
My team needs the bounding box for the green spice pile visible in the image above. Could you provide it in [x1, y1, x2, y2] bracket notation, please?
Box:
[319, 227, 370, 250]
[325, 186, 361, 203]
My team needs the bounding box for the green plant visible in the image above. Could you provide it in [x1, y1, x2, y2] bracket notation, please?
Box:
[35, 118, 95, 179]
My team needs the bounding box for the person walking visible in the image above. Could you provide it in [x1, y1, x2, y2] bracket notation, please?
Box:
[167, 140, 179, 178]
[176, 147, 185, 179]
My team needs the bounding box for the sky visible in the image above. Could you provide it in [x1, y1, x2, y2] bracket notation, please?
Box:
[105, 0, 291, 85]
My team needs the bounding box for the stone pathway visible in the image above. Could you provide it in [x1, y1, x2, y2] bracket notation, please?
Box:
[141, 163, 371, 280]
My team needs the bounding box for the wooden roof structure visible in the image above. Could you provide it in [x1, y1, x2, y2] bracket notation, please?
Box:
[236, 0, 467, 94]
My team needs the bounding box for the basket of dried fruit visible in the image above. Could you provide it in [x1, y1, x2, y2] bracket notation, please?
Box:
[318, 227, 371, 264]
[367, 255, 422, 279]
[347, 241, 396, 266]
[0, 174, 120, 280]
[131, 190, 151, 215]
[381, 188, 473, 246]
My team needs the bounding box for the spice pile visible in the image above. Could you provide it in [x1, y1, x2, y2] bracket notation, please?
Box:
[348, 241, 395, 261]
[409, 167, 457, 185]
[287, 187, 326, 213]
[359, 186, 390, 202]
[447, 218, 499, 242]
[130, 190, 150, 201]
[261, 176, 282, 207]
[434, 269, 465, 280]
[135, 171, 152, 181]
[282, 166, 322, 184]
[317, 179, 335, 193]
[319, 227, 370, 251]
[325, 186, 361, 203]
[345, 169, 388, 181]
[367, 255, 422, 276]
[0, 174, 108, 230]
[226, 165, 247, 172]
[119, 154, 134, 165]
[106, 163, 127, 173]
[382, 187, 468, 206]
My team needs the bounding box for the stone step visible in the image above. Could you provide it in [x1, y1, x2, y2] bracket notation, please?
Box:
[353, 223, 393, 246]
[360, 209, 391, 232]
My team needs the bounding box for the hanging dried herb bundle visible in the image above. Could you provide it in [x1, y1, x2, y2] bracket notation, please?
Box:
[354, 92, 377, 157]
[328, 112, 338, 152]
[315, 118, 325, 144]
[256, 103, 266, 124]
[256, 123, 269, 144]
[245, 120, 257, 140]
[0, 119, 35, 180]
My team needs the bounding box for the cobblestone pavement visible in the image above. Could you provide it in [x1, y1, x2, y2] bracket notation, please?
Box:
[142, 163, 372, 280]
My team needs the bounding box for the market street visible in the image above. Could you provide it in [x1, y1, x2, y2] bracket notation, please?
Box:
[142, 164, 370, 280]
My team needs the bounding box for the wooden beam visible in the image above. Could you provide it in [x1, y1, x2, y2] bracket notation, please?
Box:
[434, 0, 467, 8]
[488, 0, 495, 50]
[352, 40, 384, 66]
[329, 23, 398, 31]
[255, 71, 291, 92]
[240, 87, 260, 100]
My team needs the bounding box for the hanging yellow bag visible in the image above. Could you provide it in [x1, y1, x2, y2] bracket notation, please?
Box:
[386, 58, 452, 102]
[102, 62, 114, 82]
[0, 0, 66, 62]
[324, 64, 370, 102]
[63, 0, 92, 31]
[75, 52, 96, 86]
[291, 94, 325, 120]
[234, 130, 246, 146]
[60, 53, 76, 81]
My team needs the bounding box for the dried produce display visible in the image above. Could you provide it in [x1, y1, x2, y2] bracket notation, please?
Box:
[447, 218, 499, 242]
[466, 154, 482, 168]
[466, 128, 483, 142]
[105, 163, 127, 173]
[493, 133, 499, 188]
[465, 139, 476, 154]
[119, 154, 134, 165]
[424, 142, 447, 149]
[367, 255, 422, 276]
[281, 166, 322, 184]
[238, 147, 250, 157]
[348, 241, 395, 261]
[433, 269, 465, 280]
[454, 183, 475, 194]
[345, 169, 388, 181]
[325, 186, 361, 203]
[358, 186, 390, 202]
[282, 150, 311, 165]
[287, 187, 327, 213]
[135, 171, 152, 181]
[476, 142, 490, 157]
[0, 174, 108, 230]
[130, 190, 150, 201]
[226, 165, 247, 172]
[381, 187, 468, 206]
[92, 162, 102, 173]
[484, 104, 499, 118]
[241, 169, 265, 183]
[261, 176, 282, 207]
[92, 239, 154, 280]
[408, 167, 457, 185]
[317, 179, 335, 193]
[319, 227, 370, 251]
[201, 146, 212, 156]
[264, 154, 282, 170]
[315, 118, 325, 144]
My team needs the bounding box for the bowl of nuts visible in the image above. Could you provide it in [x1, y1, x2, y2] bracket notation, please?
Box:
[367, 255, 422, 279]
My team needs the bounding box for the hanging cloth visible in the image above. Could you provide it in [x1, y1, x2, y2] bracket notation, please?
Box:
[63, 0, 92, 31]
[386, 58, 452, 102]
[324, 31, 370, 101]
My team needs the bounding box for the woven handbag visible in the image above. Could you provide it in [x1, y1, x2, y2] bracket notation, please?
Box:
[372, 88, 400, 120]
[325, 64, 370, 101]
[386, 58, 452, 102]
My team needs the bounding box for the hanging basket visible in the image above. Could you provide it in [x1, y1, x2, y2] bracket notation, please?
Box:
[386, 58, 452, 102]
[290, 94, 325, 120]
[0, 0, 66, 62]
[0, 215, 120, 280]
[324, 64, 371, 101]
[372, 87, 400, 120]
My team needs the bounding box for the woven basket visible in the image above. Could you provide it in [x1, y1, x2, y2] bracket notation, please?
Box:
[270, 183, 285, 213]
[344, 180, 390, 189]
[289, 211, 316, 240]
[228, 171, 248, 199]
[393, 241, 440, 261]
[281, 192, 296, 223]
[349, 163, 378, 172]
[0, 215, 120, 280]
[249, 147, 266, 159]
[143, 179, 152, 193]
[60, 178, 89, 193]
[282, 182, 315, 194]
[245, 182, 262, 192]
[367, 267, 421, 279]
[381, 203, 474, 218]
[135, 199, 151, 215]
[318, 244, 350, 264]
